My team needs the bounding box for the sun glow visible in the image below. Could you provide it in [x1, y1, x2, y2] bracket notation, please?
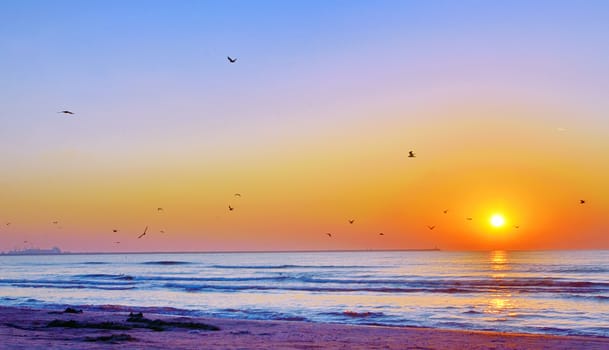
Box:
[490, 214, 506, 228]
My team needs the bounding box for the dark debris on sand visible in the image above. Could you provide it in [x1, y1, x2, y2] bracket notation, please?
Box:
[84, 333, 137, 343]
[126, 312, 220, 332]
[47, 319, 132, 330]
[44, 312, 220, 333]
[48, 307, 83, 315]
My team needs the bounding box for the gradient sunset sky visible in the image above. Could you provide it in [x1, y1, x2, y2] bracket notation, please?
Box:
[1, 0, 608, 252]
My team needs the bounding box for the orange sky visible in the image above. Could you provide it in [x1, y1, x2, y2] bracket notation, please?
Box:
[1, 1, 608, 252]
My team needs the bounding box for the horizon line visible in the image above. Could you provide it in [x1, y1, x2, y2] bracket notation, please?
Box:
[2, 248, 609, 256]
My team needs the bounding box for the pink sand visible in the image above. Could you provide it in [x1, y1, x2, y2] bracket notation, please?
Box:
[1, 306, 608, 349]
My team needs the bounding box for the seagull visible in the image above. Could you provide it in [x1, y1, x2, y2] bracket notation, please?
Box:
[234, 193, 241, 197]
[427, 225, 435, 230]
[326, 233, 332, 238]
[58, 110, 75, 115]
[137, 226, 148, 239]
[408, 151, 416, 158]
[228, 205, 234, 211]
[348, 219, 355, 224]
[443, 209, 448, 214]
[580, 200, 586, 204]
[227, 56, 237, 63]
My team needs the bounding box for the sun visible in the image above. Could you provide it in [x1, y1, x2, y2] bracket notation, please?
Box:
[490, 214, 506, 228]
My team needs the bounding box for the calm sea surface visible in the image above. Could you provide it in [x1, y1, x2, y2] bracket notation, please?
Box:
[1, 250, 608, 337]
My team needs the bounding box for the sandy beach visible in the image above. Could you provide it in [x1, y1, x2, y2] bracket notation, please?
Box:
[1, 306, 608, 349]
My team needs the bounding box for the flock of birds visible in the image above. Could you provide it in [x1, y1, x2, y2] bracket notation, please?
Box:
[3, 55, 591, 249]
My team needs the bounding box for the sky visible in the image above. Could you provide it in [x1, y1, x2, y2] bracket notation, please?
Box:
[1, 0, 608, 252]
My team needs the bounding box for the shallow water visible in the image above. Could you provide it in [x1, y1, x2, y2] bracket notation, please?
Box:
[1, 250, 608, 336]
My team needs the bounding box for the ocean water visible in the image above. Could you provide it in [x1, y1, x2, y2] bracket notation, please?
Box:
[0, 250, 608, 337]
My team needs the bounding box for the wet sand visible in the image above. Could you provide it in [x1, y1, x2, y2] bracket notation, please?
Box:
[1, 305, 608, 349]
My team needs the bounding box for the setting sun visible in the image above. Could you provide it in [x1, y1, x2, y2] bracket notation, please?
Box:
[490, 214, 506, 228]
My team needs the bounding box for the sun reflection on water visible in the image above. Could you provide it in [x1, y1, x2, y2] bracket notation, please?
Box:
[485, 251, 518, 319]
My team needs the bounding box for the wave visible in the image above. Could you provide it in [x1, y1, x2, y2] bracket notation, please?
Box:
[3, 273, 608, 295]
[563, 294, 609, 302]
[322, 311, 386, 318]
[142, 261, 192, 265]
[11, 283, 135, 291]
[210, 264, 372, 269]
[462, 310, 482, 314]
[75, 274, 134, 280]
[161, 282, 474, 294]
[216, 308, 308, 322]
[547, 267, 609, 274]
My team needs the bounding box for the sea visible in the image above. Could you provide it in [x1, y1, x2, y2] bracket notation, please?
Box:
[0, 250, 608, 337]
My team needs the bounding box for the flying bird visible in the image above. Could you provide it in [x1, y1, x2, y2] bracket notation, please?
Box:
[234, 193, 241, 197]
[58, 110, 74, 115]
[227, 56, 237, 63]
[112, 229, 118, 233]
[326, 233, 332, 238]
[228, 205, 234, 211]
[348, 219, 355, 224]
[52, 221, 59, 224]
[157, 208, 164, 212]
[427, 225, 435, 230]
[514, 225, 520, 229]
[580, 200, 586, 204]
[114, 241, 120, 244]
[379, 232, 385, 236]
[443, 209, 448, 214]
[408, 151, 416, 158]
[160, 230, 165, 234]
[137, 226, 148, 239]
[466, 217, 473, 221]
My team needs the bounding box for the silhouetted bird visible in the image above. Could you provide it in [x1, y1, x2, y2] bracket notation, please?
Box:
[348, 219, 355, 224]
[160, 230, 165, 234]
[443, 209, 448, 214]
[466, 217, 473, 221]
[234, 193, 241, 197]
[379, 232, 385, 236]
[514, 225, 520, 229]
[137, 226, 148, 239]
[58, 110, 74, 115]
[408, 151, 416, 158]
[113, 229, 118, 233]
[326, 233, 332, 237]
[580, 200, 586, 204]
[6, 222, 10, 226]
[157, 207, 164, 212]
[52, 221, 58, 224]
[427, 225, 435, 230]
[228, 205, 234, 211]
[114, 241, 120, 244]
[227, 56, 237, 63]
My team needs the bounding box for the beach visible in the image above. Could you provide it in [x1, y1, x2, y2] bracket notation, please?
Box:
[2, 305, 608, 349]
